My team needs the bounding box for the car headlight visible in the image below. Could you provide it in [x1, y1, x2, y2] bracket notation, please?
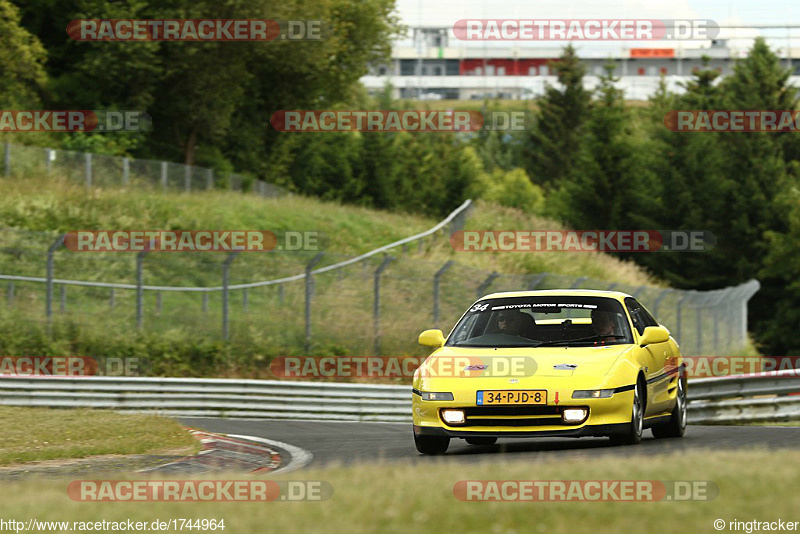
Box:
[420, 391, 454, 401]
[572, 389, 614, 399]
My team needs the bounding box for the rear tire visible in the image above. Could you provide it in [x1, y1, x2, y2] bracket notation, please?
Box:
[652, 377, 687, 439]
[610, 379, 644, 446]
[414, 434, 449, 455]
[465, 437, 497, 446]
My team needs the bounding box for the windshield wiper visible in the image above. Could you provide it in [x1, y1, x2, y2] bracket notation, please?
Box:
[534, 335, 626, 347]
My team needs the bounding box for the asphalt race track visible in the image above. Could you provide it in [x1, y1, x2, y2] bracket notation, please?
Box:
[178, 418, 800, 470]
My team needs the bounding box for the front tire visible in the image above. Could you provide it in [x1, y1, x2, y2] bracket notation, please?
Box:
[652, 377, 687, 439]
[414, 434, 449, 455]
[610, 379, 644, 445]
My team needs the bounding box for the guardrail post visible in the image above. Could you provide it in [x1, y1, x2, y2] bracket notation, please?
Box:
[46, 234, 65, 330]
[160, 161, 167, 190]
[84, 153, 92, 188]
[374, 255, 395, 355]
[136, 250, 148, 329]
[122, 158, 129, 186]
[477, 271, 499, 298]
[222, 251, 242, 341]
[3, 142, 9, 176]
[305, 252, 325, 353]
[433, 260, 454, 326]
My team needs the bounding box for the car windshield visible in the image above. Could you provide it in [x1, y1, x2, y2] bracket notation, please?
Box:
[447, 296, 634, 348]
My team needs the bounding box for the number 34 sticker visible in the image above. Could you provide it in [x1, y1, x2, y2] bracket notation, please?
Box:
[469, 303, 489, 312]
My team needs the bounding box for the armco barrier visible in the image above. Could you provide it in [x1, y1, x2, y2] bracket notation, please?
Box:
[1, 371, 798, 424]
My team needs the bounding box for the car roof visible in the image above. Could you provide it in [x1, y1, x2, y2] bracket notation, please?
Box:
[479, 289, 632, 302]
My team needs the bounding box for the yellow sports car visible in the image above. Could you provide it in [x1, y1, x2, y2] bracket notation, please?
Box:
[412, 289, 686, 454]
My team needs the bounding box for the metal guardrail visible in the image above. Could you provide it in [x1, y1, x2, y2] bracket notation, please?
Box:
[687, 369, 800, 424]
[1, 370, 798, 424]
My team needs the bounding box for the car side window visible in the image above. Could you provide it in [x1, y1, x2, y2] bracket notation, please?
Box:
[624, 297, 650, 336]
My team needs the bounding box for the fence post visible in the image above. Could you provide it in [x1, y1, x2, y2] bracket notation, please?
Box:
[477, 271, 499, 298]
[136, 250, 148, 329]
[160, 161, 167, 191]
[84, 153, 92, 188]
[675, 292, 693, 349]
[652, 289, 672, 318]
[122, 158, 129, 186]
[184, 165, 191, 192]
[203, 293, 209, 313]
[109, 288, 115, 310]
[278, 284, 284, 305]
[304, 252, 325, 353]
[46, 234, 66, 330]
[606, 283, 618, 291]
[7, 282, 13, 308]
[45, 149, 52, 174]
[569, 276, 588, 289]
[156, 292, 162, 313]
[373, 255, 396, 356]
[206, 168, 213, 190]
[60, 285, 66, 312]
[433, 260, 454, 327]
[243, 288, 248, 312]
[222, 251, 242, 341]
[527, 272, 548, 290]
[3, 142, 9, 176]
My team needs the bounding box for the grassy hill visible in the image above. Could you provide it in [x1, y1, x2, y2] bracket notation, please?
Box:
[0, 173, 656, 378]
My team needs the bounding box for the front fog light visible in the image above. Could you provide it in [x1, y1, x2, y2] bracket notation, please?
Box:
[562, 408, 588, 423]
[441, 409, 466, 425]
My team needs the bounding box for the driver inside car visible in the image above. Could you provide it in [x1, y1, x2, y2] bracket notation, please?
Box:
[591, 309, 620, 342]
[495, 310, 525, 335]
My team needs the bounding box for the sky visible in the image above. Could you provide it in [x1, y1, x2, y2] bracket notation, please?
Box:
[394, 0, 800, 54]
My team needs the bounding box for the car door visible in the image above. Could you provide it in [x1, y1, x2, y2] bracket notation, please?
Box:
[625, 298, 671, 415]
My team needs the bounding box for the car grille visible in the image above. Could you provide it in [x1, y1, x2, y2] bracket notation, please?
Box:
[451, 406, 586, 427]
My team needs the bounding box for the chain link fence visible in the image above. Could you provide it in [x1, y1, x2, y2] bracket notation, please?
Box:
[0, 222, 758, 357]
[2, 141, 285, 197]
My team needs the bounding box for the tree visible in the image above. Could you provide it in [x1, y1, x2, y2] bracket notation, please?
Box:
[0, 0, 47, 108]
[521, 44, 592, 188]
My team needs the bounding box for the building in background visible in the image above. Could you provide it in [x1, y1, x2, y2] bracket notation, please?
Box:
[362, 27, 800, 100]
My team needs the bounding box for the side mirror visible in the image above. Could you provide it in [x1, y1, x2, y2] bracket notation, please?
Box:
[640, 326, 670, 347]
[419, 329, 446, 348]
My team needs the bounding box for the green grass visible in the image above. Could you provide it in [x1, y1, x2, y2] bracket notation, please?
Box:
[0, 407, 199, 466]
[0, 449, 794, 533]
[0, 173, 659, 375]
